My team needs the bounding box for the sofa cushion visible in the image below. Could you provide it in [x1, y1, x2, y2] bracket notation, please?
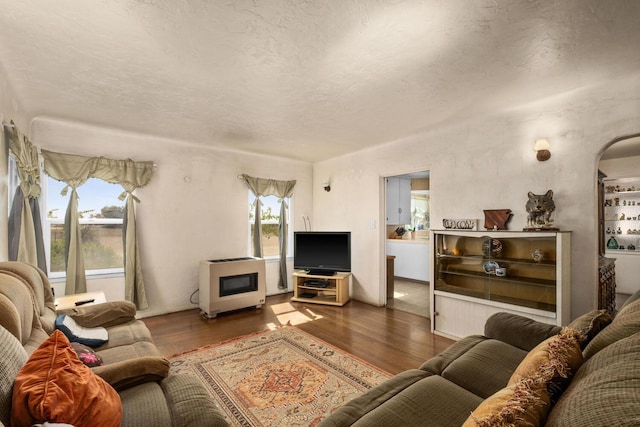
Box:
[93, 319, 157, 352]
[55, 314, 108, 347]
[583, 297, 640, 360]
[327, 375, 483, 427]
[0, 326, 28, 427]
[462, 378, 550, 427]
[508, 328, 583, 404]
[566, 309, 611, 349]
[545, 331, 640, 427]
[441, 339, 528, 399]
[11, 330, 122, 427]
[420, 335, 487, 375]
[484, 312, 561, 351]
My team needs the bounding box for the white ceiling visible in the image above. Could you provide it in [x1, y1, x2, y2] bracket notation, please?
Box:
[1, 0, 640, 162]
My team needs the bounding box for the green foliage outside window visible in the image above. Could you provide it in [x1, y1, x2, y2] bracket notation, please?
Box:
[49, 223, 123, 273]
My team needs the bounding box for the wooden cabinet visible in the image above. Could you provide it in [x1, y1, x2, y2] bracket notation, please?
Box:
[291, 271, 351, 306]
[386, 177, 411, 225]
[430, 230, 571, 339]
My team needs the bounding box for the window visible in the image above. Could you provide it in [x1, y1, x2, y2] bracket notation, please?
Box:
[46, 177, 125, 277]
[248, 193, 292, 258]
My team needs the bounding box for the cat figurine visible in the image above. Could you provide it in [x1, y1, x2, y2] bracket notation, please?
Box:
[526, 190, 555, 228]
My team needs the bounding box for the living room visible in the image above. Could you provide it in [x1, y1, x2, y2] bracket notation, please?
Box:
[1, 1, 640, 323]
[2, 2, 640, 426]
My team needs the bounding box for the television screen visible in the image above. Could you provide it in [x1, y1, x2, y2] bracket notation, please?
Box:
[293, 232, 351, 276]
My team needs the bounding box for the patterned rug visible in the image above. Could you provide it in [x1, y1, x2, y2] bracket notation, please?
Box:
[169, 326, 391, 426]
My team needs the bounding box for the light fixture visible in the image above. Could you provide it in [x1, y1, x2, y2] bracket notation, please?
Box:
[322, 180, 331, 192]
[534, 138, 551, 161]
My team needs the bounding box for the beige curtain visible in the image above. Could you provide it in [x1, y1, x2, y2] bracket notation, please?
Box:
[6, 123, 47, 272]
[42, 150, 154, 308]
[240, 174, 296, 289]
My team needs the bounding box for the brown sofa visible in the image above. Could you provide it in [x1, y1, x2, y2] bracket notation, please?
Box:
[0, 261, 228, 427]
[319, 291, 640, 426]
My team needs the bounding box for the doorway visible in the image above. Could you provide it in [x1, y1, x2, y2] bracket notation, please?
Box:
[598, 135, 640, 309]
[384, 170, 430, 317]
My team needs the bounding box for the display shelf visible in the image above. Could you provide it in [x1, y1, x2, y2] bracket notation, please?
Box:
[437, 268, 556, 288]
[430, 230, 570, 339]
[291, 271, 351, 306]
[603, 177, 640, 250]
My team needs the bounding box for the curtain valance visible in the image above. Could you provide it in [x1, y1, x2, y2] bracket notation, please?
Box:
[240, 174, 296, 199]
[41, 149, 154, 195]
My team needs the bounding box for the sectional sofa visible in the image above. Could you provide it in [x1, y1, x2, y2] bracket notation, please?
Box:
[320, 290, 640, 426]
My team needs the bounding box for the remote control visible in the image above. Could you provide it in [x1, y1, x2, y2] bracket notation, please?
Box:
[74, 299, 95, 306]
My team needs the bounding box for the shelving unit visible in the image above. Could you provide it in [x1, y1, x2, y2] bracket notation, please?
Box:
[291, 271, 351, 306]
[430, 230, 571, 339]
[603, 177, 640, 297]
[603, 177, 640, 252]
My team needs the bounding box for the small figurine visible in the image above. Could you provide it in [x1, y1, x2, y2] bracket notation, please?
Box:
[525, 190, 556, 230]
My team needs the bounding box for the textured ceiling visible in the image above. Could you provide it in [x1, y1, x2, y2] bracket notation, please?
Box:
[1, 0, 640, 162]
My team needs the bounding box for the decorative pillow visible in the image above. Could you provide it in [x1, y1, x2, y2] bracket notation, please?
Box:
[583, 298, 640, 360]
[508, 327, 583, 404]
[11, 330, 121, 427]
[70, 341, 104, 367]
[462, 378, 550, 427]
[566, 309, 612, 349]
[55, 314, 108, 347]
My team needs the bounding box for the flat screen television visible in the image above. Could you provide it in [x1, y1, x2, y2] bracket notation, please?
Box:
[293, 231, 351, 276]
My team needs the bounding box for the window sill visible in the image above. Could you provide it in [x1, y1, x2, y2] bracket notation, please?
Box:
[48, 272, 125, 283]
[262, 257, 293, 263]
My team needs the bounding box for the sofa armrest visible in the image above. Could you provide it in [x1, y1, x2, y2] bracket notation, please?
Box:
[160, 374, 228, 427]
[57, 301, 136, 328]
[92, 356, 170, 391]
[484, 312, 561, 351]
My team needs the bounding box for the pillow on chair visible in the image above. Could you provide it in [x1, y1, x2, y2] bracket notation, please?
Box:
[11, 330, 121, 427]
[55, 314, 108, 347]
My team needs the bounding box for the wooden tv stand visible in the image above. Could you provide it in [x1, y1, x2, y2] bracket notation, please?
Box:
[291, 271, 351, 306]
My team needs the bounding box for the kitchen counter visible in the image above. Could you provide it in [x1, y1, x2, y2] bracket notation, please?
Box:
[386, 238, 429, 244]
[386, 239, 430, 281]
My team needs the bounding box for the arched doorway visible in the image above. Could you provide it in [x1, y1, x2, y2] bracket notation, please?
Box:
[598, 134, 640, 309]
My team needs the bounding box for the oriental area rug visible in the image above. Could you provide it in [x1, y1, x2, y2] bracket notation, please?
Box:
[169, 326, 391, 426]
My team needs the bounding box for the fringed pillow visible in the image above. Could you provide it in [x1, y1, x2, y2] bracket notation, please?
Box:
[462, 377, 550, 427]
[508, 327, 583, 404]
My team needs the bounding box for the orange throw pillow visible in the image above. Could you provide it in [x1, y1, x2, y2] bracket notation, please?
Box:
[11, 330, 122, 427]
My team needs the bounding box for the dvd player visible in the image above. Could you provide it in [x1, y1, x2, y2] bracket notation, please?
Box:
[303, 279, 329, 288]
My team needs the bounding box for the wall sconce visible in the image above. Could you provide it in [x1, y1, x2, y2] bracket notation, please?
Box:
[322, 180, 331, 192]
[534, 138, 551, 161]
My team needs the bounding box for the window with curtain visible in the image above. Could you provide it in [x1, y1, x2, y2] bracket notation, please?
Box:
[46, 176, 125, 277]
[248, 192, 292, 258]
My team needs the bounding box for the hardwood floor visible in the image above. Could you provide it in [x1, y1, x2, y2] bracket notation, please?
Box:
[143, 292, 454, 375]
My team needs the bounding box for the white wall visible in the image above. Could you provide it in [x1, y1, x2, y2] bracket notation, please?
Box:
[29, 118, 313, 317]
[313, 74, 640, 320]
[599, 155, 640, 179]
